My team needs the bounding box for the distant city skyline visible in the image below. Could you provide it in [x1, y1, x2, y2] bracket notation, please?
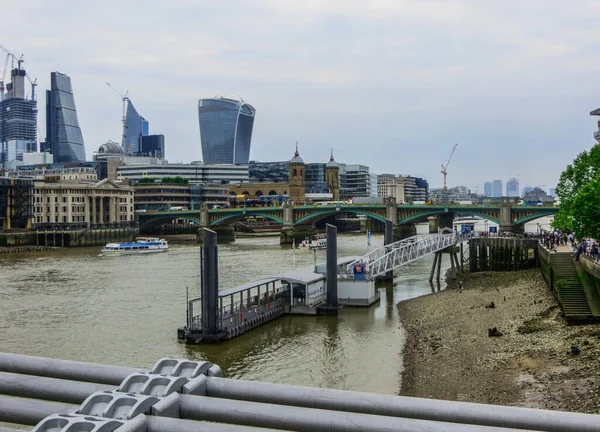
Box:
[3, 1, 597, 190]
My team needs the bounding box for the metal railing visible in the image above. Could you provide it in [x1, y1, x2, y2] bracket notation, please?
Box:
[345, 229, 468, 279]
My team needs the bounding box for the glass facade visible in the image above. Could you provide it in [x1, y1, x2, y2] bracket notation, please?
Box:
[305, 163, 328, 193]
[123, 100, 147, 155]
[0, 69, 37, 166]
[140, 134, 165, 159]
[249, 160, 288, 182]
[198, 98, 255, 165]
[47, 72, 86, 162]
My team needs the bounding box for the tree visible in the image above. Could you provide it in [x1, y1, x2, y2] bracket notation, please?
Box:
[570, 175, 600, 240]
[161, 176, 188, 185]
[553, 143, 600, 236]
[136, 177, 156, 185]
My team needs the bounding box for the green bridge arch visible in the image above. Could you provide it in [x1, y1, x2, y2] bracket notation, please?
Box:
[294, 208, 388, 226]
[398, 209, 501, 225]
[210, 212, 285, 226]
[514, 211, 558, 226]
[140, 215, 202, 229]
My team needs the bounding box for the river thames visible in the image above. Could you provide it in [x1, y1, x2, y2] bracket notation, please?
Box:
[0, 230, 452, 395]
[0, 218, 551, 395]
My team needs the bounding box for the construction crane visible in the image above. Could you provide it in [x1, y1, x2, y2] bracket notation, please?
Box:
[106, 82, 129, 148]
[0, 53, 9, 101]
[0, 46, 36, 101]
[441, 143, 458, 190]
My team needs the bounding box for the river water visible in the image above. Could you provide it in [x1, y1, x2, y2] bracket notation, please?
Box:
[0, 229, 454, 395]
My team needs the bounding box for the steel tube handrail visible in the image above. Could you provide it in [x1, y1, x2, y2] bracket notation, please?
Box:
[1, 368, 598, 432]
[0, 352, 140, 385]
[0, 394, 77, 426]
[0, 372, 527, 432]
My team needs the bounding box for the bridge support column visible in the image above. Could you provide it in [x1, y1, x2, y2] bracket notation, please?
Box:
[393, 224, 416, 241]
[280, 224, 315, 245]
[439, 212, 454, 231]
[428, 216, 439, 234]
[197, 226, 235, 243]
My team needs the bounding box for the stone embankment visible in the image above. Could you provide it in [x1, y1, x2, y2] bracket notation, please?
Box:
[0, 246, 58, 254]
[399, 269, 600, 413]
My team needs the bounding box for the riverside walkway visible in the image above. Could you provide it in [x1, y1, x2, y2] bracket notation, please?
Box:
[0, 352, 598, 431]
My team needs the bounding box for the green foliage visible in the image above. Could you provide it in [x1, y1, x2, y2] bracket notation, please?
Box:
[570, 175, 600, 240]
[554, 144, 600, 238]
[161, 176, 189, 185]
[136, 177, 156, 185]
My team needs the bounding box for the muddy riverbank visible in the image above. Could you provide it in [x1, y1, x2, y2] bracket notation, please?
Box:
[398, 269, 600, 413]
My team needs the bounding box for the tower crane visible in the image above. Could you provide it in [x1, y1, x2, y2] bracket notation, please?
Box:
[0, 46, 36, 101]
[441, 143, 458, 190]
[0, 54, 9, 101]
[106, 82, 129, 149]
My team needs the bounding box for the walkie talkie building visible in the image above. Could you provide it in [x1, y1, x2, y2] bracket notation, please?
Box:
[198, 97, 255, 165]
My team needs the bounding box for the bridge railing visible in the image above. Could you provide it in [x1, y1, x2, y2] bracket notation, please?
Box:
[344, 231, 470, 279]
[367, 233, 459, 278]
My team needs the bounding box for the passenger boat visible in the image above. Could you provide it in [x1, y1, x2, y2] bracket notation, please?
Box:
[100, 237, 169, 255]
[299, 234, 327, 250]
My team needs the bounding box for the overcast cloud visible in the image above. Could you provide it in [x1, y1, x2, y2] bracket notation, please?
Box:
[3, 0, 599, 192]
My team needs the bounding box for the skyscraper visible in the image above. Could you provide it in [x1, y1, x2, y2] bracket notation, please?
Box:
[506, 177, 519, 197]
[492, 179, 503, 197]
[46, 72, 86, 162]
[483, 181, 493, 197]
[123, 99, 148, 155]
[198, 97, 255, 165]
[0, 65, 37, 167]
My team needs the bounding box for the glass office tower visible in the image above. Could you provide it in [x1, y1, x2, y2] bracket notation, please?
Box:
[47, 72, 86, 162]
[198, 97, 255, 165]
[123, 100, 148, 155]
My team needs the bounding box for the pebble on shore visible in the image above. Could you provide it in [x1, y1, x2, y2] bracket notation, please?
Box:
[398, 269, 600, 413]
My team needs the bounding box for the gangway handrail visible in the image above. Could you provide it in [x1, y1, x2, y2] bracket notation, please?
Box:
[345, 229, 468, 278]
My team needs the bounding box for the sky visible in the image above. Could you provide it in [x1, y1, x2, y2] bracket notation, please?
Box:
[3, 0, 600, 192]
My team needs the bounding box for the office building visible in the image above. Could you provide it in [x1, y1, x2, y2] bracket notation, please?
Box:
[377, 174, 428, 203]
[0, 64, 37, 167]
[492, 179, 503, 197]
[342, 164, 375, 198]
[0, 177, 34, 229]
[117, 162, 249, 184]
[483, 182, 493, 197]
[33, 177, 134, 227]
[139, 134, 165, 159]
[134, 183, 229, 212]
[506, 177, 519, 197]
[249, 160, 289, 183]
[46, 72, 86, 162]
[198, 97, 255, 164]
[123, 99, 148, 155]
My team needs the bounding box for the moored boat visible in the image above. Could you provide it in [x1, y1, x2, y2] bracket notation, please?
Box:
[299, 233, 327, 250]
[100, 237, 169, 255]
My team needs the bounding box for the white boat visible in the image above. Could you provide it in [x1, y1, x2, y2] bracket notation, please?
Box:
[299, 234, 327, 250]
[100, 237, 169, 255]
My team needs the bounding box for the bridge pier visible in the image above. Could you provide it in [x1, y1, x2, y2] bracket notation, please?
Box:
[393, 224, 416, 241]
[439, 212, 454, 230]
[197, 226, 235, 243]
[376, 220, 395, 283]
[280, 224, 315, 245]
[428, 216, 439, 234]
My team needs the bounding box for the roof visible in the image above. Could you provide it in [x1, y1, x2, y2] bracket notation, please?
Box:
[290, 143, 304, 164]
[219, 277, 280, 297]
[278, 267, 325, 284]
[314, 256, 361, 273]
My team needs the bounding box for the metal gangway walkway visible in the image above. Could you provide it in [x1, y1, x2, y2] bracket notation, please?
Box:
[344, 228, 463, 279]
